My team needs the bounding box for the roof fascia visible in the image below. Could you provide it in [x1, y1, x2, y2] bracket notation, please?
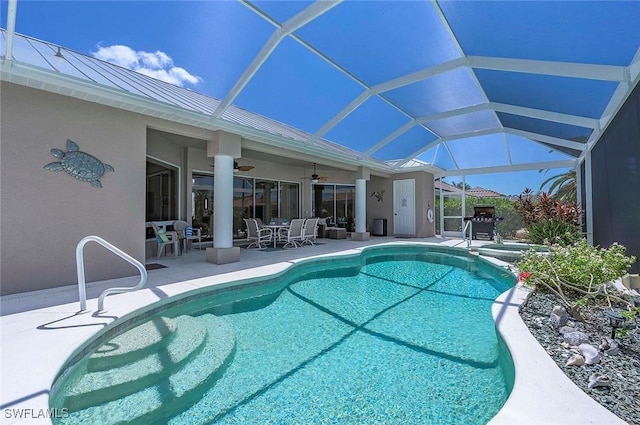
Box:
[2, 61, 395, 174]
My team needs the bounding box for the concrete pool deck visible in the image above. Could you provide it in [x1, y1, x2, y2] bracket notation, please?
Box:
[0, 237, 625, 425]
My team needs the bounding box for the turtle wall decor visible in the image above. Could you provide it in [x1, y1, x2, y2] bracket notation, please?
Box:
[44, 139, 114, 188]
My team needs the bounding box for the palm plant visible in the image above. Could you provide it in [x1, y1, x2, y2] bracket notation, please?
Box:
[540, 170, 576, 202]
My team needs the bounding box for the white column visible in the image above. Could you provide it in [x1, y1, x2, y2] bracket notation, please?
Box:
[585, 148, 594, 245]
[213, 154, 234, 248]
[355, 178, 367, 233]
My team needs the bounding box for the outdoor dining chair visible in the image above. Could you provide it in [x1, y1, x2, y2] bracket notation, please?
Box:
[149, 222, 179, 259]
[278, 218, 305, 248]
[301, 218, 319, 246]
[244, 218, 273, 249]
[172, 220, 202, 251]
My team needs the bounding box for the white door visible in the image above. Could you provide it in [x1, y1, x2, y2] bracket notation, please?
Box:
[393, 179, 415, 235]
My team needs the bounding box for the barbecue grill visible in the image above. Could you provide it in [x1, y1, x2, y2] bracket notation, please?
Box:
[464, 206, 503, 241]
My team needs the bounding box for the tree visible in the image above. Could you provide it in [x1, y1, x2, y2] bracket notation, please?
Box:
[451, 181, 471, 190]
[539, 170, 577, 202]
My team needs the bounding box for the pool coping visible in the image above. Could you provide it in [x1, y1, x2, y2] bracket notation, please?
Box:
[0, 241, 626, 425]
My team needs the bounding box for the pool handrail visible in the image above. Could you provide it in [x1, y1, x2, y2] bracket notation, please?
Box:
[463, 219, 473, 249]
[76, 235, 148, 312]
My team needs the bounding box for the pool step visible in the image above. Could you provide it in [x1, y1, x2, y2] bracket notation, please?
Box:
[59, 314, 236, 425]
[64, 315, 207, 412]
[87, 316, 178, 372]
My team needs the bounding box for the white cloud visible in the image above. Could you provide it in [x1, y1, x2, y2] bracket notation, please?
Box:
[92, 45, 201, 87]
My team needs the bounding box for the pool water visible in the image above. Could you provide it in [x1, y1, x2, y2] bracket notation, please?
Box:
[51, 247, 515, 425]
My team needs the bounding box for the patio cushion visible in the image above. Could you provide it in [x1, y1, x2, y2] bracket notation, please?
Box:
[156, 229, 170, 243]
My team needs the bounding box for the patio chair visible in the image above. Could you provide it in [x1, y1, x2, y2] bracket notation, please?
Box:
[244, 218, 272, 249]
[301, 217, 319, 246]
[278, 218, 305, 248]
[173, 220, 202, 251]
[149, 222, 179, 259]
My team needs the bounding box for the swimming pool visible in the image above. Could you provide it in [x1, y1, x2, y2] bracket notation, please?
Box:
[50, 245, 515, 425]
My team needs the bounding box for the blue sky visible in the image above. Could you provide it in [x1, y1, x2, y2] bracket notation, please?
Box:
[0, 0, 594, 196]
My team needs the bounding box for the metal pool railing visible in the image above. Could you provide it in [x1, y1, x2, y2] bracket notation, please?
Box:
[463, 220, 473, 249]
[76, 235, 147, 312]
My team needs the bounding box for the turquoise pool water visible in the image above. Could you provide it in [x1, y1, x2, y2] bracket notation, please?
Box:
[51, 246, 515, 425]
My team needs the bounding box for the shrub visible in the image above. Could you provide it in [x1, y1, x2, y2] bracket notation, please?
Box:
[526, 219, 582, 245]
[513, 188, 583, 246]
[435, 195, 524, 238]
[516, 240, 637, 319]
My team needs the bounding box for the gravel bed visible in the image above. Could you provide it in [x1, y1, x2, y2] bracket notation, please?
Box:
[519, 291, 640, 424]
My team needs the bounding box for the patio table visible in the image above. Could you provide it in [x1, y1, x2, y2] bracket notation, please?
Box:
[263, 224, 289, 248]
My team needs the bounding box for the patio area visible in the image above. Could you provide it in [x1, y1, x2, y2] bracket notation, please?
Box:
[0, 236, 625, 425]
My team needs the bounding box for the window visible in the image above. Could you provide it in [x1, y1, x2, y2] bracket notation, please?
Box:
[312, 184, 355, 230]
[146, 160, 178, 222]
[192, 173, 214, 238]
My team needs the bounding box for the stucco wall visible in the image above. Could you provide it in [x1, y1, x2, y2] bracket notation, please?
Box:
[1, 83, 147, 295]
[366, 171, 435, 237]
[367, 176, 394, 234]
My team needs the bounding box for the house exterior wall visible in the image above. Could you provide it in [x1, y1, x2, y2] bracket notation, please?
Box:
[1, 82, 147, 295]
[366, 171, 435, 237]
[1, 82, 396, 295]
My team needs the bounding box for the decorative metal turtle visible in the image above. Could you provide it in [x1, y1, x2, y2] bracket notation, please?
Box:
[44, 139, 114, 188]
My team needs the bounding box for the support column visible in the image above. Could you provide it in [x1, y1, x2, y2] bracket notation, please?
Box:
[585, 148, 594, 245]
[213, 154, 234, 248]
[352, 167, 370, 241]
[206, 131, 241, 264]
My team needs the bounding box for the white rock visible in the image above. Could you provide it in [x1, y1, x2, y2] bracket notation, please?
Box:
[565, 354, 585, 366]
[588, 372, 612, 389]
[579, 343, 601, 365]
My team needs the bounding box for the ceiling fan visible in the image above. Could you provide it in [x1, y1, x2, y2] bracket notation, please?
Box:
[306, 163, 329, 183]
[211, 160, 254, 172]
[234, 161, 254, 172]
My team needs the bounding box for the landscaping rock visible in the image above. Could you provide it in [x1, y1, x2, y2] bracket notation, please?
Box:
[599, 338, 620, 356]
[588, 373, 612, 389]
[549, 305, 569, 329]
[519, 291, 640, 425]
[565, 354, 585, 366]
[579, 344, 601, 364]
[564, 331, 590, 346]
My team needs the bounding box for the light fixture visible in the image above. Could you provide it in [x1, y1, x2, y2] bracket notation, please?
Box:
[54, 46, 64, 62]
[311, 163, 319, 183]
[204, 198, 208, 210]
[604, 309, 625, 339]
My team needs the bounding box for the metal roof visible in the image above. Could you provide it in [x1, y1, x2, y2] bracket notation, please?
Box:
[1, 1, 639, 177]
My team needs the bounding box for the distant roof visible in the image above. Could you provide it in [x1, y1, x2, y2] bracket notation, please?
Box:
[466, 187, 506, 198]
[434, 180, 462, 193]
[1, 1, 639, 176]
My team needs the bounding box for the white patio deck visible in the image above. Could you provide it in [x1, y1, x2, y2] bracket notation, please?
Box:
[0, 236, 624, 425]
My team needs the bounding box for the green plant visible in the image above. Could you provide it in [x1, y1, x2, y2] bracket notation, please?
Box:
[513, 188, 537, 227]
[615, 328, 628, 339]
[513, 189, 583, 246]
[539, 170, 577, 202]
[516, 240, 637, 320]
[526, 219, 582, 245]
[435, 195, 525, 238]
